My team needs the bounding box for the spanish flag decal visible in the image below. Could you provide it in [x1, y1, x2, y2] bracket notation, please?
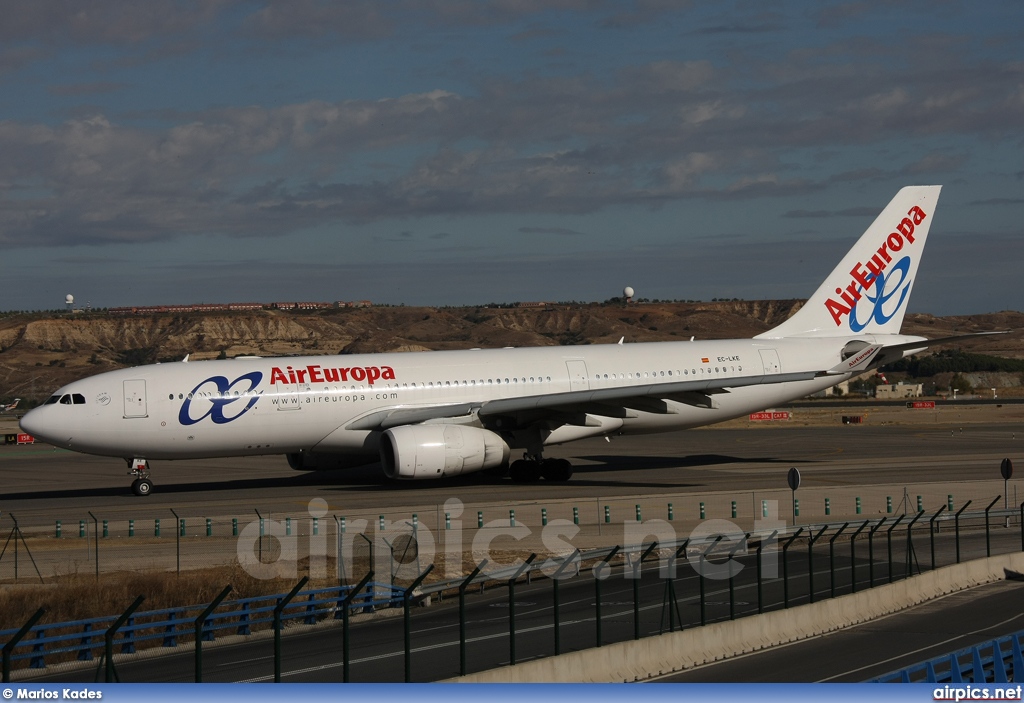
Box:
[701, 357, 709, 363]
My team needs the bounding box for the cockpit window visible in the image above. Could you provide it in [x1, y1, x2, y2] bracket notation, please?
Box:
[72, 394, 86, 405]
[59, 395, 72, 404]
[45, 395, 60, 405]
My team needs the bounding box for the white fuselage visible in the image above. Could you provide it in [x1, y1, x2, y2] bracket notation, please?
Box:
[21, 336, 861, 462]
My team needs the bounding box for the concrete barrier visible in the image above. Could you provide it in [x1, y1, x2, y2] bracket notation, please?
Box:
[447, 552, 1024, 682]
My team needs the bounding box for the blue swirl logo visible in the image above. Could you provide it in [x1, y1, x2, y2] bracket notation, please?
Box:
[848, 256, 912, 333]
[179, 372, 263, 426]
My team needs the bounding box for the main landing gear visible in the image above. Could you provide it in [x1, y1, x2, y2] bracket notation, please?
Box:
[128, 458, 153, 496]
[508, 455, 573, 483]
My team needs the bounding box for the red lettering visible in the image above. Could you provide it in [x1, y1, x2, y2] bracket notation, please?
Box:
[875, 241, 892, 264]
[366, 367, 381, 385]
[308, 365, 323, 383]
[837, 286, 856, 306]
[867, 254, 886, 278]
[324, 368, 340, 382]
[351, 367, 366, 382]
[270, 367, 289, 384]
[825, 297, 850, 326]
[887, 232, 904, 251]
[850, 264, 875, 291]
[845, 283, 862, 302]
[897, 217, 915, 242]
[287, 366, 297, 384]
[338, 368, 350, 381]
[382, 366, 396, 380]
[296, 368, 307, 383]
[909, 205, 926, 225]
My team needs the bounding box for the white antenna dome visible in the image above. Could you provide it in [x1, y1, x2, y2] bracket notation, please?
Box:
[65, 294, 75, 304]
[623, 286, 634, 299]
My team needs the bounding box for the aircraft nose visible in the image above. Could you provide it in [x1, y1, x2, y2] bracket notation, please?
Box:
[19, 407, 49, 442]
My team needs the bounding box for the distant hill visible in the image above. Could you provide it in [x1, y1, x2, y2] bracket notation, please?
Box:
[2, 302, 1021, 406]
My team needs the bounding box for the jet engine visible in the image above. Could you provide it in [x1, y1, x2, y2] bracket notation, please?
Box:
[380, 424, 510, 480]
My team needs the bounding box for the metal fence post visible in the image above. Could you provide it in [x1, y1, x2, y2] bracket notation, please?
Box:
[869, 518, 887, 587]
[886, 515, 905, 583]
[274, 577, 309, 683]
[458, 560, 487, 676]
[194, 586, 232, 683]
[698, 536, 722, 625]
[828, 523, 849, 597]
[781, 529, 803, 609]
[849, 521, 869, 593]
[104, 596, 144, 683]
[634, 542, 658, 638]
[87, 511, 99, 579]
[170, 508, 181, 575]
[552, 550, 580, 655]
[341, 570, 374, 683]
[728, 535, 749, 620]
[929, 506, 947, 570]
[403, 565, 434, 683]
[904, 511, 925, 577]
[985, 496, 1001, 557]
[508, 554, 537, 666]
[2, 608, 45, 683]
[954, 501, 972, 563]
[664, 540, 689, 632]
[594, 546, 620, 648]
[808, 526, 828, 604]
[756, 531, 777, 614]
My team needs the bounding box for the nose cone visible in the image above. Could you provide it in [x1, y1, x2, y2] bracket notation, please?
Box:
[19, 406, 55, 444]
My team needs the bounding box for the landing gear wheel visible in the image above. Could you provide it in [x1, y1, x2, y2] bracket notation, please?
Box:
[509, 459, 541, 483]
[541, 458, 573, 482]
[128, 458, 153, 496]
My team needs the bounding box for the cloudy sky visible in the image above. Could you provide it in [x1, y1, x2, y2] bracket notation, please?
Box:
[1, 1, 1022, 314]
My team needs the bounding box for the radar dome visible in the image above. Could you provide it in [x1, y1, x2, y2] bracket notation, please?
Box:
[65, 294, 74, 304]
[623, 286, 634, 299]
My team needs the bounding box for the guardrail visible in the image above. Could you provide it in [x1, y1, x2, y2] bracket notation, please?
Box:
[3, 499, 1022, 683]
[0, 581, 403, 680]
[421, 507, 1024, 598]
[872, 629, 1024, 683]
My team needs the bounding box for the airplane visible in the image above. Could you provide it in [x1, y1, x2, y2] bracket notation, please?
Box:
[1, 398, 21, 413]
[19, 185, 998, 496]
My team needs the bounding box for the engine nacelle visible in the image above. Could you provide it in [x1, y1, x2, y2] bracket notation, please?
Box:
[380, 425, 510, 480]
[286, 451, 377, 471]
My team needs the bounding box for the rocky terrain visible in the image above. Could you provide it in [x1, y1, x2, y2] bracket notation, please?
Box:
[2, 302, 1022, 405]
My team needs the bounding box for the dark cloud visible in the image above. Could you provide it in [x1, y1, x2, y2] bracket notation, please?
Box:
[48, 82, 128, 96]
[519, 226, 585, 235]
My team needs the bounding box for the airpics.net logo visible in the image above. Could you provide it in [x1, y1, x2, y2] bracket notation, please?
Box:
[234, 498, 786, 583]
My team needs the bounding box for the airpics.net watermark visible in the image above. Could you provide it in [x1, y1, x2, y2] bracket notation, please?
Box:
[235, 498, 787, 582]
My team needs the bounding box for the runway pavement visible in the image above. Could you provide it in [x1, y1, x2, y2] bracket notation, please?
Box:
[3, 405, 1024, 682]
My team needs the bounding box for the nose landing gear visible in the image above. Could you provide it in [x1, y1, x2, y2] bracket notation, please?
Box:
[128, 458, 153, 496]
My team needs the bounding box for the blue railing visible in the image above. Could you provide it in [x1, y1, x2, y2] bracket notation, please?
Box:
[872, 630, 1024, 683]
[0, 581, 404, 671]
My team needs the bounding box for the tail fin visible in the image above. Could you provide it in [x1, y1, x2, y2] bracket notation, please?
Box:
[756, 185, 941, 339]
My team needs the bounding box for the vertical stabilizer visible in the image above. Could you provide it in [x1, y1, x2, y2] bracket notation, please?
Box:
[756, 185, 941, 339]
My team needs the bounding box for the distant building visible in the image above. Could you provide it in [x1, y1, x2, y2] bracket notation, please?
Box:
[515, 302, 548, 308]
[875, 382, 923, 399]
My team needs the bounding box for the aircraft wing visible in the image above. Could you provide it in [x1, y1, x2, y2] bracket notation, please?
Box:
[345, 331, 1009, 432]
[344, 370, 821, 431]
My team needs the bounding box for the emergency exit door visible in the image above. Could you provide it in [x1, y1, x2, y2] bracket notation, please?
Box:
[123, 379, 148, 418]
